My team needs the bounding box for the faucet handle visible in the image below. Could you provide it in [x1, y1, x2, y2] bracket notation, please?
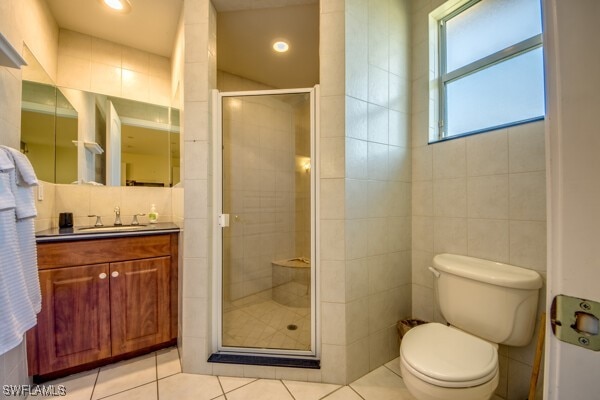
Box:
[131, 213, 145, 226]
[88, 214, 103, 227]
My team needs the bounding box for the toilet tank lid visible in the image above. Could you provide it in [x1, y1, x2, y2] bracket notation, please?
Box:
[433, 254, 543, 289]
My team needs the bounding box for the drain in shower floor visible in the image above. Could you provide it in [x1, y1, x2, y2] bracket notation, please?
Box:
[287, 324, 298, 331]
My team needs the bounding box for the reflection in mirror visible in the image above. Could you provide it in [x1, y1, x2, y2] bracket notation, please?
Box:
[170, 107, 180, 186]
[21, 45, 79, 184]
[20, 45, 179, 187]
[21, 81, 57, 183]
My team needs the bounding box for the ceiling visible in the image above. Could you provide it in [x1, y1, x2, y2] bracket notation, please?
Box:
[45, 0, 183, 57]
[217, 4, 319, 88]
[45, 0, 319, 88]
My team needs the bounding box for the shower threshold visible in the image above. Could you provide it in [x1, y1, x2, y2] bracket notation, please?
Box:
[207, 353, 320, 369]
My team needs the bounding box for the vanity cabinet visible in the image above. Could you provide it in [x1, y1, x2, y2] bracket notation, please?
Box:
[28, 233, 178, 377]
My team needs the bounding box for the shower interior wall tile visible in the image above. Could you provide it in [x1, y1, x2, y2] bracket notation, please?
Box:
[410, 3, 547, 398]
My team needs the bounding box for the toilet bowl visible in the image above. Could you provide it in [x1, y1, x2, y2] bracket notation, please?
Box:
[400, 323, 499, 400]
[398, 254, 542, 400]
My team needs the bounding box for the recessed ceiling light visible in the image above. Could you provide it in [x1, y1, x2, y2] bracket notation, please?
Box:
[100, 0, 132, 13]
[273, 41, 289, 53]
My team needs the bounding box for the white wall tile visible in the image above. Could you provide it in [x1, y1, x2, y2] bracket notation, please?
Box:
[321, 137, 346, 178]
[367, 103, 389, 144]
[433, 178, 467, 218]
[322, 302, 347, 345]
[368, 65, 389, 108]
[346, 219, 369, 259]
[432, 138, 466, 179]
[467, 219, 509, 263]
[508, 121, 546, 173]
[321, 260, 346, 303]
[509, 221, 547, 271]
[322, 95, 346, 138]
[346, 257, 369, 301]
[345, 138, 368, 180]
[412, 145, 432, 181]
[412, 181, 433, 216]
[509, 171, 546, 221]
[467, 174, 509, 219]
[467, 129, 508, 176]
[346, 297, 369, 344]
[412, 216, 434, 252]
[434, 217, 468, 255]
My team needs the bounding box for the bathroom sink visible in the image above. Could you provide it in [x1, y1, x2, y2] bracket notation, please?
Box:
[77, 224, 148, 232]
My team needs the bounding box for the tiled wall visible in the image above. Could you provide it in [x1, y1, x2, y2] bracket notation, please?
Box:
[319, 0, 412, 385]
[0, 0, 58, 396]
[35, 184, 174, 231]
[410, 1, 547, 399]
[179, 0, 216, 375]
[56, 29, 171, 107]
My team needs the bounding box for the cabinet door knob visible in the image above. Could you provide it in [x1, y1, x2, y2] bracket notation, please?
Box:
[111, 271, 119, 278]
[99, 273, 107, 279]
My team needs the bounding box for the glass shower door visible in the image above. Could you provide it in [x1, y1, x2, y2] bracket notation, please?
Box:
[219, 89, 315, 354]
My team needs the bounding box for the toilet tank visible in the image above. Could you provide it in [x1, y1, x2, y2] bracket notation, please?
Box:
[432, 254, 543, 346]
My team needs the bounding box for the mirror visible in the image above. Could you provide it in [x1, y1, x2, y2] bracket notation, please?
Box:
[20, 45, 180, 187]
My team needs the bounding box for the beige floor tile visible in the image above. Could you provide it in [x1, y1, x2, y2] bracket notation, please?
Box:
[98, 382, 157, 400]
[385, 357, 402, 377]
[226, 379, 294, 400]
[282, 380, 341, 400]
[322, 386, 363, 400]
[92, 354, 156, 400]
[35, 368, 98, 400]
[157, 347, 181, 379]
[158, 373, 222, 400]
[218, 376, 256, 393]
[350, 366, 416, 400]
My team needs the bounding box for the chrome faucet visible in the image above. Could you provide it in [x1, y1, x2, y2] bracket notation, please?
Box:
[131, 213, 145, 226]
[114, 206, 122, 226]
[88, 214, 103, 227]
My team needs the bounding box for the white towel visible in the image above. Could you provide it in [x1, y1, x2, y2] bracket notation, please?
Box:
[0, 146, 38, 186]
[0, 147, 41, 356]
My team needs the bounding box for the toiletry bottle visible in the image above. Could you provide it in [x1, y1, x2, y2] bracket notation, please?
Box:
[148, 204, 159, 224]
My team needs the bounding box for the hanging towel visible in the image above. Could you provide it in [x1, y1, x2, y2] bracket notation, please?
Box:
[0, 146, 40, 356]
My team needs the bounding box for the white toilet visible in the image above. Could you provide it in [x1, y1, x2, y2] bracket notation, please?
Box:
[400, 254, 542, 400]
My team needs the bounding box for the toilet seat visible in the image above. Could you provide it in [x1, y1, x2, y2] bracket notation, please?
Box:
[400, 323, 498, 388]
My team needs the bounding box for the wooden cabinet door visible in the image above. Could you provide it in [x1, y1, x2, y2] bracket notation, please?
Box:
[110, 257, 171, 355]
[37, 264, 111, 374]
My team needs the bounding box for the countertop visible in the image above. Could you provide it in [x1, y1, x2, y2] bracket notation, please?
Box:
[35, 222, 180, 243]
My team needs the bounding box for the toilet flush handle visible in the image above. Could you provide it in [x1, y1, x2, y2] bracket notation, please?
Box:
[428, 266, 441, 278]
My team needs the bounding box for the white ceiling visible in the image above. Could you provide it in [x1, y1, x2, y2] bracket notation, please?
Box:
[45, 0, 183, 57]
[45, 0, 319, 88]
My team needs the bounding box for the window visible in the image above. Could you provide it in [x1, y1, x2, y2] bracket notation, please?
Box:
[437, 0, 545, 140]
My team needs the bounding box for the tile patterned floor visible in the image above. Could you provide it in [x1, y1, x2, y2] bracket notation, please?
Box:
[222, 289, 311, 351]
[28, 347, 409, 400]
[30, 347, 506, 400]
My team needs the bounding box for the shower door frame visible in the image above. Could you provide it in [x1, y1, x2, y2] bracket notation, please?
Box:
[212, 86, 320, 359]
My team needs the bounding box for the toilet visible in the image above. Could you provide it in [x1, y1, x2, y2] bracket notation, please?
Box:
[400, 253, 542, 400]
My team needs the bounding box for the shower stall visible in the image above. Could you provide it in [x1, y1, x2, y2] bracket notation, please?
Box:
[213, 87, 318, 358]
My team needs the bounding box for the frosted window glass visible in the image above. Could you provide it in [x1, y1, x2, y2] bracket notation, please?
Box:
[446, 48, 545, 137]
[446, 0, 542, 72]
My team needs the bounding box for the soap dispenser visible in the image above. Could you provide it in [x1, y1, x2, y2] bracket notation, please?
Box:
[148, 204, 159, 224]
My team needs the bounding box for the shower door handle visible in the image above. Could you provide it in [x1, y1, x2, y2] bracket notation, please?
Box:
[218, 214, 230, 228]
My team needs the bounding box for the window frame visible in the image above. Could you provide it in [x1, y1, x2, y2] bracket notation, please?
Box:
[437, 0, 544, 141]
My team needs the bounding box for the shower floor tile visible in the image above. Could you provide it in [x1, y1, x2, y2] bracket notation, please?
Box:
[223, 290, 311, 351]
